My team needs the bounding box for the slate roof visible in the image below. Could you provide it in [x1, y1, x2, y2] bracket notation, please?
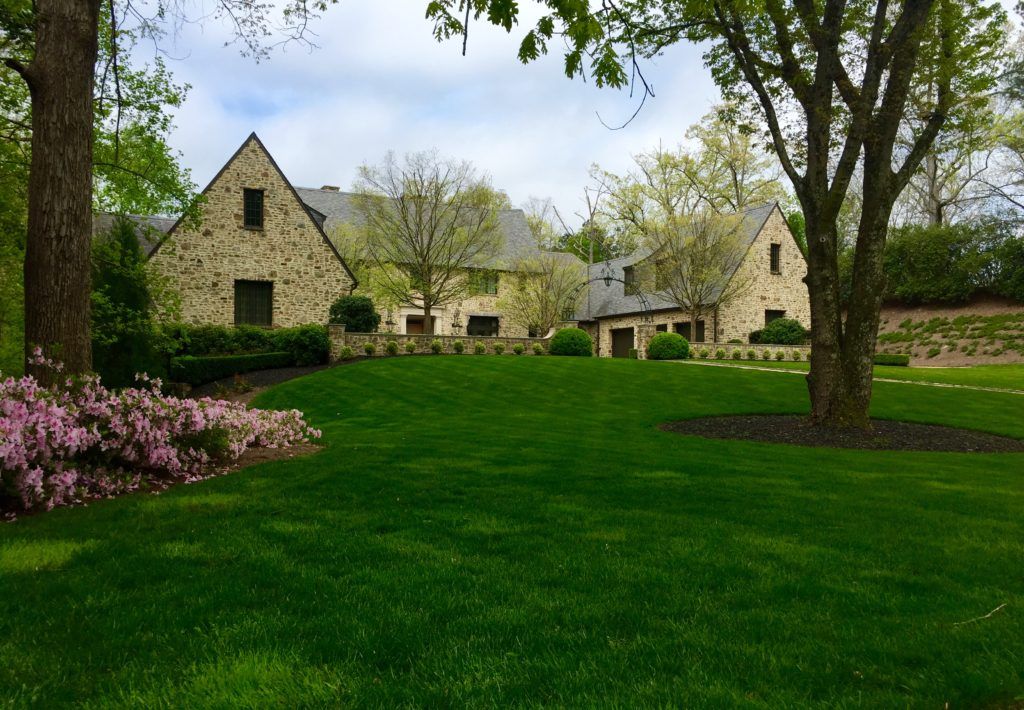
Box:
[573, 202, 779, 321]
[293, 187, 579, 271]
[92, 213, 176, 255]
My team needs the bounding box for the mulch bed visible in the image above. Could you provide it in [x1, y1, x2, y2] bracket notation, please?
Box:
[660, 415, 1024, 453]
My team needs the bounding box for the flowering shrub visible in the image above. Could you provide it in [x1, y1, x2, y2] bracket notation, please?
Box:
[1, 350, 320, 514]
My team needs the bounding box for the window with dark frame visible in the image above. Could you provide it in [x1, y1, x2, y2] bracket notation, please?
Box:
[243, 188, 264, 229]
[234, 280, 273, 326]
[476, 271, 499, 295]
[770, 243, 781, 274]
[765, 309, 786, 326]
[467, 316, 499, 337]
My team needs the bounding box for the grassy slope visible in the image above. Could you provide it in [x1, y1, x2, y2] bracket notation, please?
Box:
[1, 357, 1023, 707]
[714, 359, 1024, 390]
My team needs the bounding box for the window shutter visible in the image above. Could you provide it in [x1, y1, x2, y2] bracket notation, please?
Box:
[234, 280, 273, 326]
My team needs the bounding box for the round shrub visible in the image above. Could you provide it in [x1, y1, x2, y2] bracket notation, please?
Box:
[474, 341, 486, 355]
[404, 341, 417, 354]
[430, 339, 443, 354]
[699, 347, 710, 359]
[731, 349, 742, 360]
[339, 345, 355, 360]
[746, 349, 756, 360]
[493, 342, 505, 355]
[775, 350, 786, 360]
[385, 340, 399, 356]
[453, 340, 465, 354]
[363, 341, 376, 356]
[791, 349, 802, 361]
[715, 348, 727, 360]
[549, 328, 593, 357]
[759, 318, 808, 345]
[532, 343, 544, 356]
[761, 349, 772, 361]
[329, 295, 381, 333]
[646, 332, 690, 361]
[513, 343, 525, 355]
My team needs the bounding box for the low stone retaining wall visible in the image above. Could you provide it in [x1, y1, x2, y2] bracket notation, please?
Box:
[329, 325, 552, 360]
[693, 343, 810, 362]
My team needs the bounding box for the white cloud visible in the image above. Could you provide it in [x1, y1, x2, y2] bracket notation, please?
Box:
[133, 0, 720, 223]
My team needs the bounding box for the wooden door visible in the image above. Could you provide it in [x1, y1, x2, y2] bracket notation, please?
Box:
[611, 327, 634, 358]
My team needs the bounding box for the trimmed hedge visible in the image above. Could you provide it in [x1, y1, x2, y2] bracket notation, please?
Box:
[647, 332, 690, 360]
[165, 323, 330, 367]
[873, 353, 910, 367]
[170, 352, 294, 387]
[549, 328, 593, 356]
[754, 318, 808, 345]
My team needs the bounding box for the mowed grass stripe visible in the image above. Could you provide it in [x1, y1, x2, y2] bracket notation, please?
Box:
[0, 356, 1021, 707]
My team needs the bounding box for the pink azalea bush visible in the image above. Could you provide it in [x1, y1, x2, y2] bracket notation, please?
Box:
[1, 349, 320, 514]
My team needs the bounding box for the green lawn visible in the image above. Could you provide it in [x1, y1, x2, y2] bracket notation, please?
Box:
[2, 357, 1023, 706]
[710, 358, 1024, 390]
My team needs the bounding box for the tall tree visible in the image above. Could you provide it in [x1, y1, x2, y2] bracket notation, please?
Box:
[498, 252, 586, 336]
[647, 210, 754, 342]
[1, 2, 195, 378]
[0, 0, 328, 381]
[424, 0, 1005, 428]
[351, 150, 505, 336]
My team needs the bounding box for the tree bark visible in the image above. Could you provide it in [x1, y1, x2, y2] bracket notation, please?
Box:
[690, 310, 700, 343]
[422, 304, 433, 335]
[22, 0, 101, 382]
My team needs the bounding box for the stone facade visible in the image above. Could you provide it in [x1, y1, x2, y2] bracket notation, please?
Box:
[380, 272, 531, 338]
[715, 207, 810, 342]
[587, 206, 810, 357]
[149, 134, 355, 328]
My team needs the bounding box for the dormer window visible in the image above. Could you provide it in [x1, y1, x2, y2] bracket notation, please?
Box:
[770, 243, 781, 274]
[243, 188, 264, 229]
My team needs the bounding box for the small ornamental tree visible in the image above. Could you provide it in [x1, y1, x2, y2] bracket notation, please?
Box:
[329, 295, 381, 333]
[549, 328, 593, 356]
[647, 332, 690, 360]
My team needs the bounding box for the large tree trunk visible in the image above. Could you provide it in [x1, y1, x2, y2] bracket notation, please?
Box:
[803, 208, 867, 428]
[690, 310, 700, 343]
[804, 179, 897, 430]
[22, 0, 101, 382]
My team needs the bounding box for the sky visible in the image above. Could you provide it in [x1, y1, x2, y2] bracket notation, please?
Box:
[137, 1, 720, 224]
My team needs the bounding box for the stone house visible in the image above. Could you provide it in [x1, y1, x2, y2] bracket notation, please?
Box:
[296, 186, 578, 338]
[573, 203, 810, 357]
[106, 133, 570, 337]
[94, 134, 807, 354]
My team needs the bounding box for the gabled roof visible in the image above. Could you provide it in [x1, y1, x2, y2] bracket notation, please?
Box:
[294, 187, 577, 271]
[92, 213, 176, 254]
[574, 202, 784, 321]
[150, 133, 358, 286]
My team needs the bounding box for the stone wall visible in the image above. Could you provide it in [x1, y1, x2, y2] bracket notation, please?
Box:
[329, 325, 551, 360]
[716, 207, 810, 342]
[150, 135, 355, 327]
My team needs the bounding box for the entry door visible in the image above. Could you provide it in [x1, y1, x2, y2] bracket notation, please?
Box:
[611, 327, 635, 358]
[406, 316, 435, 334]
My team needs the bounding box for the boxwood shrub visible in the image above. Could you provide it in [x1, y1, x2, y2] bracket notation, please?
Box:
[532, 343, 544, 356]
[646, 332, 690, 360]
[549, 328, 593, 356]
[874, 352, 910, 366]
[493, 342, 505, 355]
[170, 352, 293, 387]
[757, 318, 809, 345]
